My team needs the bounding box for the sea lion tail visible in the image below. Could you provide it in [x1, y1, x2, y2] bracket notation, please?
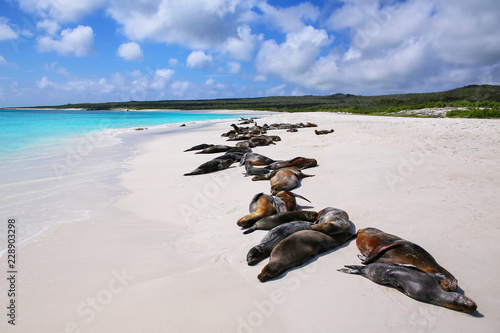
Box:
[338, 265, 364, 275]
[243, 226, 257, 235]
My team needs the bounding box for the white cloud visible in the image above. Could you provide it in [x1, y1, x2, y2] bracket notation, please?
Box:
[0, 18, 18, 41]
[170, 81, 192, 97]
[17, 0, 107, 22]
[117, 42, 144, 61]
[221, 25, 262, 61]
[227, 61, 241, 74]
[0, 55, 6, 65]
[168, 58, 179, 67]
[186, 51, 213, 69]
[258, 2, 320, 33]
[256, 26, 331, 79]
[107, 0, 258, 50]
[37, 25, 94, 56]
[37, 20, 61, 35]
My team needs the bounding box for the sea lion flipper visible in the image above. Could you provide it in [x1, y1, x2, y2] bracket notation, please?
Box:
[357, 254, 367, 261]
[338, 265, 364, 275]
[288, 192, 311, 203]
[243, 226, 257, 235]
[362, 241, 406, 264]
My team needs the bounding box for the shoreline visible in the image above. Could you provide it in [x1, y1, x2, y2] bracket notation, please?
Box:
[1, 112, 499, 332]
[0, 111, 274, 256]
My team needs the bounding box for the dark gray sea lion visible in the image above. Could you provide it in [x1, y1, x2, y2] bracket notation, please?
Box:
[184, 158, 233, 176]
[271, 191, 310, 213]
[247, 221, 313, 265]
[270, 168, 313, 195]
[228, 146, 252, 153]
[356, 227, 458, 292]
[195, 145, 232, 154]
[212, 152, 244, 163]
[311, 207, 351, 236]
[239, 152, 277, 166]
[315, 129, 334, 135]
[258, 230, 356, 282]
[338, 263, 477, 312]
[267, 157, 317, 170]
[250, 136, 276, 146]
[236, 141, 256, 148]
[243, 161, 271, 177]
[237, 193, 277, 228]
[243, 210, 318, 234]
[184, 143, 214, 152]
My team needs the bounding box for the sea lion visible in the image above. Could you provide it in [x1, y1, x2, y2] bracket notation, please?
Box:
[356, 227, 458, 292]
[258, 230, 356, 282]
[243, 210, 318, 234]
[268, 157, 317, 170]
[247, 221, 313, 265]
[249, 136, 276, 146]
[212, 152, 244, 163]
[236, 140, 256, 148]
[237, 193, 277, 228]
[195, 145, 232, 154]
[338, 263, 477, 312]
[271, 191, 310, 213]
[270, 168, 313, 195]
[315, 129, 334, 135]
[228, 146, 252, 153]
[243, 161, 272, 177]
[239, 152, 276, 166]
[183, 158, 233, 176]
[264, 135, 281, 142]
[184, 143, 214, 152]
[311, 207, 351, 236]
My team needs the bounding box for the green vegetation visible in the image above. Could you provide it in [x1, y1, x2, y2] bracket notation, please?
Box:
[23, 84, 500, 118]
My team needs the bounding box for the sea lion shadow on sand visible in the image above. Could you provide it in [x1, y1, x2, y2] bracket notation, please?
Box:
[260, 221, 357, 283]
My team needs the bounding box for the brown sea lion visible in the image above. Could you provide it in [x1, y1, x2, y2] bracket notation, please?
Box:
[271, 191, 310, 213]
[311, 207, 351, 236]
[237, 193, 277, 228]
[258, 230, 355, 282]
[183, 158, 233, 176]
[356, 227, 458, 292]
[339, 263, 477, 312]
[270, 168, 313, 195]
[268, 157, 317, 170]
[243, 210, 318, 234]
[315, 129, 334, 135]
[247, 221, 313, 265]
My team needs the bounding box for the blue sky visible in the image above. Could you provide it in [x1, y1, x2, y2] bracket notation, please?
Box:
[0, 0, 499, 107]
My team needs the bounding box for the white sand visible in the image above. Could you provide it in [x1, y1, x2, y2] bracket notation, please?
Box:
[1, 112, 499, 333]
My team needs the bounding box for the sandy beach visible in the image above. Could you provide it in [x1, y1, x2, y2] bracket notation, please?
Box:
[1, 111, 499, 333]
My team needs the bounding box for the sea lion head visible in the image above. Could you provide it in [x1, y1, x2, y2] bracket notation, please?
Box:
[246, 246, 266, 266]
[445, 294, 477, 312]
[257, 262, 281, 282]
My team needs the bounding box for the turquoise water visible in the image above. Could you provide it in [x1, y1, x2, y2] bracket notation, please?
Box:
[0, 109, 239, 154]
[0, 109, 246, 254]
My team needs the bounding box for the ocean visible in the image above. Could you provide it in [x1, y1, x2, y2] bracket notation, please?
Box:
[0, 109, 245, 254]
